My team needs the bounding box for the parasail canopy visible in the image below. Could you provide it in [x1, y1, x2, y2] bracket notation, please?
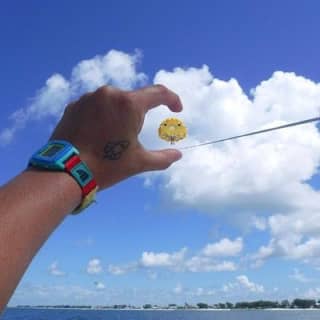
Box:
[158, 118, 187, 144]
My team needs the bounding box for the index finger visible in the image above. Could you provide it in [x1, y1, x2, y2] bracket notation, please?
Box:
[128, 84, 183, 114]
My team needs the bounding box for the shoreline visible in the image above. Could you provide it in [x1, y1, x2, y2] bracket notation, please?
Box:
[8, 307, 320, 311]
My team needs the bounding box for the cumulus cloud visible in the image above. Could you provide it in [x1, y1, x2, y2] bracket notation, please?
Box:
[140, 247, 187, 268]
[139, 65, 320, 266]
[71, 49, 146, 91]
[0, 128, 15, 145]
[12, 282, 217, 306]
[289, 268, 312, 283]
[251, 244, 275, 268]
[108, 263, 137, 275]
[236, 275, 264, 293]
[28, 74, 71, 119]
[185, 256, 236, 272]
[173, 284, 216, 297]
[107, 240, 238, 275]
[141, 68, 320, 216]
[48, 261, 66, 277]
[94, 281, 106, 290]
[12, 283, 115, 305]
[250, 216, 267, 231]
[0, 50, 146, 145]
[223, 275, 264, 295]
[87, 258, 103, 275]
[252, 210, 320, 265]
[201, 238, 243, 257]
[190, 287, 216, 297]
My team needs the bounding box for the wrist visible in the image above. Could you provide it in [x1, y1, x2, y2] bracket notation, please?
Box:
[28, 140, 98, 214]
[24, 168, 82, 215]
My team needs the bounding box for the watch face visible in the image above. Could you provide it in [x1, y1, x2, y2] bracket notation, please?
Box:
[41, 144, 64, 157]
[30, 140, 76, 170]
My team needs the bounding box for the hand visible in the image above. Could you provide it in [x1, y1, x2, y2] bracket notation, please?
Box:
[50, 84, 183, 189]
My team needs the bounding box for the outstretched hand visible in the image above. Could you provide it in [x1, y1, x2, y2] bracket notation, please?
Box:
[51, 84, 183, 189]
[0, 84, 184, 311]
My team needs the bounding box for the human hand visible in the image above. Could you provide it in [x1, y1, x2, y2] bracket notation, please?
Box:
[50, 85, 183, 189]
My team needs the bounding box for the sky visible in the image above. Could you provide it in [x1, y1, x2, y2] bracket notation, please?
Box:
[2, 0, 320, 306]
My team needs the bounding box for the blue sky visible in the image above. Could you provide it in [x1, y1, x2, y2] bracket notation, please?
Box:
[2, 0, 320, 306]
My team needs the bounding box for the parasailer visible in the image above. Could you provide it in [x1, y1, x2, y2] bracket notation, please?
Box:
[158, 118, 187, 144]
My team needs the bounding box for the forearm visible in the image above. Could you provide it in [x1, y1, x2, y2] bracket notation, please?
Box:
[0, 84, 183, 310]
[0, 168, 81, 310]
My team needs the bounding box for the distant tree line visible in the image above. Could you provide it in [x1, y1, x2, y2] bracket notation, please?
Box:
[16, 299, 320, 310]
[194, 299, 319, 309]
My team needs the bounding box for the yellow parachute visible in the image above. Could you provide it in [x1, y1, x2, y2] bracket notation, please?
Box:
[158, 118, 187, 144]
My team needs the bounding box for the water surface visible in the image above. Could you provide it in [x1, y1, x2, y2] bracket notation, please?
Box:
[2, 308, 320, 320]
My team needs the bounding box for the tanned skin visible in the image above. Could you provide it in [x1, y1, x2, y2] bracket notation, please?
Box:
[0, 84, 183, 311]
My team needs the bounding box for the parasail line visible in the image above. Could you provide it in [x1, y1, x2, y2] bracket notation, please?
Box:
[179, 116, 320, 150]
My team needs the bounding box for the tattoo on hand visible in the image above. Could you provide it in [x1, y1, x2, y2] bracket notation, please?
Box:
[103, 141, 130, 160]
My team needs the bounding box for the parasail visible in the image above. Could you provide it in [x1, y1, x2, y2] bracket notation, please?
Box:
[158, 118, 187, 144]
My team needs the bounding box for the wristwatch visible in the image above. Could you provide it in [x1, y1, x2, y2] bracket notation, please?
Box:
[28, 140, 98, 214]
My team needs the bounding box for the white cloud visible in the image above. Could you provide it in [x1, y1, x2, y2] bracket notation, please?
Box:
[107, 241, 238, 275]
[108, 263, 137, 275]
[48, 261, 66, 277]
[139, 66, 320, 266]
[108, 264, 127, 275]
[250, 216, 267, 231]
[201, 238, 243, 257]
[28, 74, 71, 119]
[139, 246, 237, 272]
[253, 210, 320, 265]
[141, 68, 320, 218]
[87, 258, 103, 275]
[221, 275, 264, 296]
[11, 283, 109, 305]
[185, 256, 237, 272]
[222, 282, 236, 293]
[0, 49, 146, 144]
[185, 287, 217, 297]
[12, 282, 217, 306]
[173, 284, 216, 297]
[236, 275, 264, 293]
[140, 247, 187, 268]
[71, 49, 146, 91]
[0, 128, 15, 146]
[289, 268, 312, 283]
[94, 281, 106, 290]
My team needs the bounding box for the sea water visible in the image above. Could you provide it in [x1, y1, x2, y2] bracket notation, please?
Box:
[2, 308, 320, 320]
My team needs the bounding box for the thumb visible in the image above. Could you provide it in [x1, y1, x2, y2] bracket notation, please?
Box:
[143, 149, 182, 171]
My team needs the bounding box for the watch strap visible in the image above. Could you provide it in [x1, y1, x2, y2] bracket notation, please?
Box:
[28, 140, 98, 214]
[64, 154, 98, 214]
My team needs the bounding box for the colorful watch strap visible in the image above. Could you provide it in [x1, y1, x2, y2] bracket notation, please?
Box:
[64, 154, 98, 214]
[29, 140, 98, 214]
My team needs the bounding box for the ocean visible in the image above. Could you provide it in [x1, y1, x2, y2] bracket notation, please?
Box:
[2, 308, 320, 320]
